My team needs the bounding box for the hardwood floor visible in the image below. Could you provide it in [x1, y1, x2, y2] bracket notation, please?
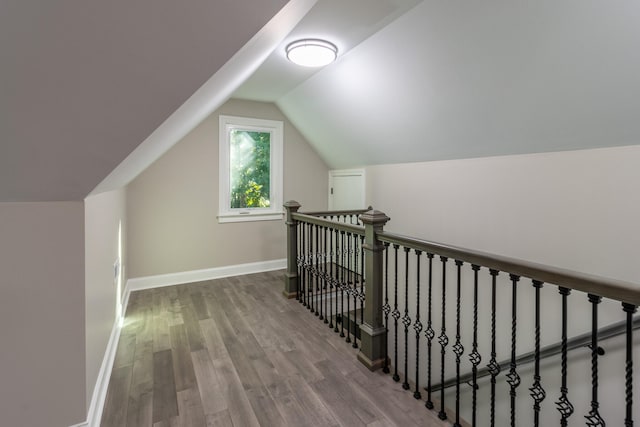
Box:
[100, 270, 450, 427]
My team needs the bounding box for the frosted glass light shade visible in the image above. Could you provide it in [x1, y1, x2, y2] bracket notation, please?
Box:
[286, 39, 338, 67]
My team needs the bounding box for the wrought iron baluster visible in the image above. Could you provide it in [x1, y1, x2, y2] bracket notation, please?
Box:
[329, 229, 337, 329]
[321, 226, 327, 323]
[413, 250, 423, 400]
[585, 294, 605, 427]
[469, 265, 481, 427]
[314, 224, 320, 316]
[392, 244, 401, 382]
[438, 256, 449, 421]
[622, 302, 637, 427]
[425, 253, 435, 410]
[333, 229, 342, 333]
[345, 233, 352, 344]
[296, 222, 301, 302]
[352, 234, 359, 349]
[305, 222, 311, 308]
[452, 260, 464, 427]
[530, 280, 546, 427]
[382, 242, 391, 374]
[340, 231, 346, 337]
[555, 287, 573, 426]
[309, 223, 315, 312]
[402, 247, 411, 391]
[487, 269, 500, 427]
[507, 274, 521, 427]
[360, 235, 365, 342]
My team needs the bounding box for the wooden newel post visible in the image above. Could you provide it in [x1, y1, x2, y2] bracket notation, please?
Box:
[357, 209, 390, 371]
[283, 200, 301, 299]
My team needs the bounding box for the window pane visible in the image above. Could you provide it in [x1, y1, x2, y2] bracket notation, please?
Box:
[229, 130, 271, 209]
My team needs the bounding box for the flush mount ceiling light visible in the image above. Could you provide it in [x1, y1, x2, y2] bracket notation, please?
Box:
[286, 39, 338, 67]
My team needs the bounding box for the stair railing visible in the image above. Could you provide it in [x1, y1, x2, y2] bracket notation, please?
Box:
[283, 201, 640, 427]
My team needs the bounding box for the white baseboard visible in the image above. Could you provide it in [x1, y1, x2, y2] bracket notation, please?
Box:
[73, 259, 286, 427]
[71, 309, 123, 427]
[125, 258, 286, 292]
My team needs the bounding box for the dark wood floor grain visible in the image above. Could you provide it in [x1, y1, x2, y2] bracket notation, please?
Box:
[100, 270, 449, 427]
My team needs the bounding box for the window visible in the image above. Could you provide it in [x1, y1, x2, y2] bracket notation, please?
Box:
[218, 115, 283, 223]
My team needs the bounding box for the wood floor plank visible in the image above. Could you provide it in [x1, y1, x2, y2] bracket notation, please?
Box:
[101, 366, 132, 427]
[126, 338, 153, 427]
[152, 349, 178, 423]
[176, 387, 207, 427]
[101, 270, 449, 427]
[152, 290, 171, 353]
[170, 324, 197, 392]
[204, 410, 234, 427]
[190, 349, 227, 416]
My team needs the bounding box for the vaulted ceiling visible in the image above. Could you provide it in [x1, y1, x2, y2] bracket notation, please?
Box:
[272, 1, 640, 169]
[0, 0, 288, 201]
[3, 0, 639, 201]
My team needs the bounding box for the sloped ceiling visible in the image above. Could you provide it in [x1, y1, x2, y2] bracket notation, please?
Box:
[0, 0, 288, 201]
[272, 0, 640, 169]
[4, 0, 639, 202]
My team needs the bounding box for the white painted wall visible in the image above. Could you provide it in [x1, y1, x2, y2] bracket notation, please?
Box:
[367, 145, 640, 283]
[365, 145, 640, 425]
[84, 188, 127, 414]
[0, 202, 85, 427]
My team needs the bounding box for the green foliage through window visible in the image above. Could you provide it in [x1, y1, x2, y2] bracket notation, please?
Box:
[229, 130, 271, 209]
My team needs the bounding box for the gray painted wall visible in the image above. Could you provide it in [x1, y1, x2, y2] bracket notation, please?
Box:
[127, 98, 329, 278]
[0, 202, 85, 427]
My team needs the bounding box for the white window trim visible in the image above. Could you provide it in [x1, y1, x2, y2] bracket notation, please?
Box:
[218, 115, 284, 223]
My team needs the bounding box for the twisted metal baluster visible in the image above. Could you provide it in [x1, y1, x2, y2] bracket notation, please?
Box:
[296, 222, 301, 301]
[308, 223, 314, 312]
[425, 253, 435, 410]
[506, 274, 521, 427]
[402, 247, 412, 390]
[321, 226, 327, 323]
[585, 294, 605, 427]
[345, 233, 352, 343]
[452, 260, 465, 427]
[622, 302, 637, 427]
[339, 231, 346, 337]
[469, 265, 481, 427]
[438, 256, 449, 421]
[555, 287, 574, 426]
[382, 242, 391, 374]
[314, 224, 320, 316]
[530, 280, 546, 427]
[352, 234, 359, 349]
[300, 222, 306, 306]
[328, 227, 334, 329]
[487, 269, 501, 427]
[392, 244, 401, 382]
[360, 235, 365, 344]
[333, 228, 340, 333]
[413, 250, 423, 399]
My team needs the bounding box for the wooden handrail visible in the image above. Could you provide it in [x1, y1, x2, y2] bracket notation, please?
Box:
[301, 207, 370, 217]
[378, 231, 640, 306]
[292, 212, 365, 236]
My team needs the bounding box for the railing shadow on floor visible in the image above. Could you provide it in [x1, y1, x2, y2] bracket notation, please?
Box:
[283, 200, 639, 427]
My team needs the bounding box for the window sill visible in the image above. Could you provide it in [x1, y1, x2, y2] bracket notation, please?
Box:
[217, 211, 284, 223]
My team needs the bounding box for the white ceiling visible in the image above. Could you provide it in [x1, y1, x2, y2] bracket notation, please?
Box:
[4, 0, 639, 201]
[269, 1, 640, 169]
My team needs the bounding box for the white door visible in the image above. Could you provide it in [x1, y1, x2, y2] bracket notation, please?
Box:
[329, 169, 365, 210]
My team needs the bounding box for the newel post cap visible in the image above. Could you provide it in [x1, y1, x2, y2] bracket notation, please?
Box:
[359, 209, 390, 226]
[283, 200, 301, 211]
